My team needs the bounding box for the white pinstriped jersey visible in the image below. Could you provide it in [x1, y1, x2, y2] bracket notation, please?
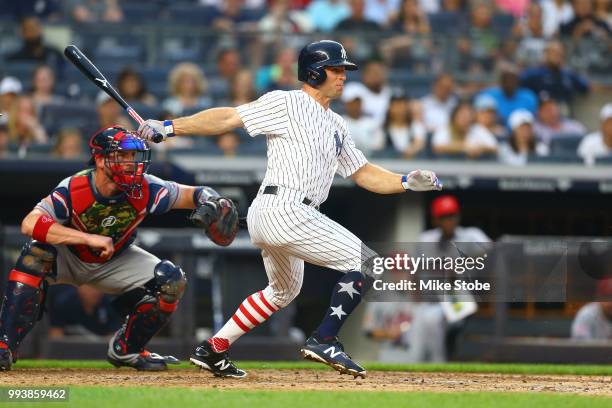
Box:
[237, 90, 368, 206]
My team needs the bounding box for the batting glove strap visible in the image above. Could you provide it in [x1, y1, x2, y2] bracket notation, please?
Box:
[163, 120, 175, 138]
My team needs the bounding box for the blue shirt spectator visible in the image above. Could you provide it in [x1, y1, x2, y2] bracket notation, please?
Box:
[307, 0, 351, 32]
[519, 41, 590, 105]
[479, 64, 538, 127]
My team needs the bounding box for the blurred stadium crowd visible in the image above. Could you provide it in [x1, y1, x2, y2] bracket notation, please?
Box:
[0, 0, 610, 165]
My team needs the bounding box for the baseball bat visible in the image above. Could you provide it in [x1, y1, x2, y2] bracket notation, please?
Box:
[63, 44, 144, 127]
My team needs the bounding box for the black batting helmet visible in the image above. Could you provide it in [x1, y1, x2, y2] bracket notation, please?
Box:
[298, 40, 358, 87]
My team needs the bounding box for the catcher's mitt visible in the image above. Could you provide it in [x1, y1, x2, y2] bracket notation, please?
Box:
[189, 197, 239, 246]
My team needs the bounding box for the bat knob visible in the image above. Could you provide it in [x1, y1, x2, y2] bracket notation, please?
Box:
[150, 132, 165, 144]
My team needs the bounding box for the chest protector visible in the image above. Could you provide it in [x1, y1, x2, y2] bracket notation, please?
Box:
[68, 173, 149, 263]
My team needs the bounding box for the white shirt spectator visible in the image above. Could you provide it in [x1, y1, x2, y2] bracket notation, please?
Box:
[541, 0, 574, 37]
[365, 0, 401, 25]
[421, 93, 458, 132]
[386, 122, 426, 152]
[534, 118, 586, 146]
[343, 82, 392, 127]
[419, 226, 491, 243]
[344, 115, 385, 155]
[498, 142, 549, 166]
[432, 124, 498, 150]
[577, 131, 612, 166]
[571, 303, 612, 340]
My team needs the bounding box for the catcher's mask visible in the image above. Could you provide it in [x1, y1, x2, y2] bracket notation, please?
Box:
[88, 126, 151, 199]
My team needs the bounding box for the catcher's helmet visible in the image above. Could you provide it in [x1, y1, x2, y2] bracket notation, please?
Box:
[89, 126, 151, 198]
[298, 40, 358, 87]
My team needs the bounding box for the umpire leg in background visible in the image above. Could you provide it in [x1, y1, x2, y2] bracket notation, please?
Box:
[0, 241, 186, 371]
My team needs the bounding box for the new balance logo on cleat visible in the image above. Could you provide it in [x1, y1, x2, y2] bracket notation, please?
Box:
[190, 341, 247, 378]
[323, 346, 343, 358]
[300, 335, 366, 379]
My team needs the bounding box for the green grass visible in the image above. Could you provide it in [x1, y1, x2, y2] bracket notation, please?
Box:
[15, 359, 612, 376]
[1, 388, 611, 408]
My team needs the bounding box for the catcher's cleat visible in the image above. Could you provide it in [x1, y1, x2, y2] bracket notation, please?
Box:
[0, 347, 13, 371]
[300, 335, 366, 379]
[107, 332, 179, 371]
[190, 341, 247, 378]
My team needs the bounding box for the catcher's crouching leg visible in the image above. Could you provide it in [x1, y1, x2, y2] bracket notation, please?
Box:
[107, 260, 186, 371]
[0, 241, 55, 371]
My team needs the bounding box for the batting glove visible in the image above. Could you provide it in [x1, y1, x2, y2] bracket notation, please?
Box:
[138, 119, 175, 143]
[402, 170, 443, 192]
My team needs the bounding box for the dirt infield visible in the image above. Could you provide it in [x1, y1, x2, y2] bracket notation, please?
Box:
[3, 368, 612, 395]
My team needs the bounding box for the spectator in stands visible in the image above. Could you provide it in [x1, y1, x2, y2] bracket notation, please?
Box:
[7, 95, 48, 147]
[498, 109, 548, 166]
[381, 0, 432, 69]
[468, 94, 505, 145]
[335, 0, 382, 63]
[433, 101, 498, 158]
[95, 92, 131, 132]
[64, 0, 123, 23]
[0, 77, 22, 117]
[210, 48, 242, 100]
[212, 0, 259, 32]
[217, 131, 241, 156]
[495, 0, 529, 17]
[229, 70, 257, 106]
[561, 0, 611, 39]
[341, 87, 385, 156]
[520, 41, 590, 107]
[258, 0, 313, 37]
[594, 0, 612, 28]
[534, 93, 586, 146]
[30, 64, 62, 112]
[571, 279, 612, 341]
[6, 16, 64, 71]
[117, 67, 156, 107]
[343, 60, 392, 126]
[457, 2, 500, 72]
[383, 91, 426, 158]
[577, 103, 612, 166]
[514, 3, 550, 66]
[307, 0, 351, 32]
[365, 0, 401, 26]
[336, 0, 381, 32]
[255, 47, 299, 93]
[48, 285, 121, 338]
[421, 73, 459, 132]
[541, 0, 574, 37]
[163, 63, 212, 116]
[51, 128, 84, 159]
[480, 63, 538, 128]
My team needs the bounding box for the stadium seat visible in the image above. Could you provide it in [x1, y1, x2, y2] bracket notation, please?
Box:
[528, 154, 582, 164]
[594, 156, 612, 165]
[40, 103, 98, 136]
[549, 134, 584, 156]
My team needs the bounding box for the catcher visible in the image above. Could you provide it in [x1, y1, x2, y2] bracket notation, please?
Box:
[0, 126, 238, 371]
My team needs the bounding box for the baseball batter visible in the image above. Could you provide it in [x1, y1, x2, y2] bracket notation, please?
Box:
[0, 126, 239, 371]
[139, 40, 442, 379]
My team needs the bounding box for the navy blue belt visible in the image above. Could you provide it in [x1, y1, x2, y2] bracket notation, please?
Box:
[263, 185, 315, 207]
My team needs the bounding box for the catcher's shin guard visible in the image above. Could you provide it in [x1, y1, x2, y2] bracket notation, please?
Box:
[0, 241, 55, 355]
[108, 260, 185, 367]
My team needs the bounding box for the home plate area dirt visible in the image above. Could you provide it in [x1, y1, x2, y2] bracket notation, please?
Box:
[3, 368, 612, 395]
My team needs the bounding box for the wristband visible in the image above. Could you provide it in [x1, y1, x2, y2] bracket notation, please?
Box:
[32, 215, 56, 242]
[163, 120, 175, 137]
[401, 174, 410, 191]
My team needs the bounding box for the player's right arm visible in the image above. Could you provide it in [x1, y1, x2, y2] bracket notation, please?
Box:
[21, 209, 114, 259]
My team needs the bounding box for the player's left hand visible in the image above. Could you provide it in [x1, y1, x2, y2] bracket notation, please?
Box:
[189, 197, 239, 246]
[404, 170, 443, 191]
[138, 119, 167, 143]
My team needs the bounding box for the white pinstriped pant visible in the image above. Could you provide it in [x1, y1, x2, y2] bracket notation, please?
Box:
[246, 186, 372, 309]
